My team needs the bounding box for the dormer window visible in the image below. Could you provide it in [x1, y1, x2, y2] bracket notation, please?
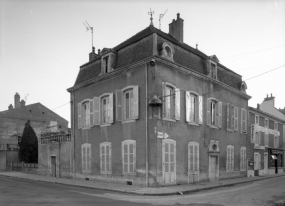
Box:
[210, 63, 217, 79]
[161, 42, 174, 61]
[207, 58, 218, 80]
[101, 51, 115, 75]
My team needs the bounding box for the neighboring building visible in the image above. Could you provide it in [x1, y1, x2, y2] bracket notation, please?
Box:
[248, 105, 284, 176]
[67, 14, 251, 186]
[0, 93, 68, 171]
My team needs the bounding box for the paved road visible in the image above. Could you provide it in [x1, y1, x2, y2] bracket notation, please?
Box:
[0, 175, 285, 206]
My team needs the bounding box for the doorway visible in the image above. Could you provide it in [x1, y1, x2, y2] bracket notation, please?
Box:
[162, 139, 176, 185]
[209, 155, 218, 181]
[264, 153, 268, 175]
[51, 156, 56, 177]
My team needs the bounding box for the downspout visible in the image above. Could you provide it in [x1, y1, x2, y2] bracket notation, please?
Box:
[72, 91, 76, 179]
[145, 61, 149, 187]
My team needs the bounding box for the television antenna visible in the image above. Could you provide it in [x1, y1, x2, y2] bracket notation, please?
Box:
[159, 9, 168, 30]
[83, 21, 93, 49]
[148, 8, 154, 26]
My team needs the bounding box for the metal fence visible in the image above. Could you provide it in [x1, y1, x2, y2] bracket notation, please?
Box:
[40, 133, 71, 144]
[6, 162, 38, 169]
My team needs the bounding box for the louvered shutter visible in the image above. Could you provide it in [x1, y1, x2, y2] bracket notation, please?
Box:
[206, 98, 211, 125]
[240, 147, 243, 170]
[175, 88, 180, 120]
[215, 102, 219, 127]
[109, 145, 112, 173]
[87, 146, 91, 172]
[133, 143, 136, 173]
[244, 109, 247, 133]
[116, 90, 123, 121]
[100, 144, 103, 173]
[90, 100, 94, 126]
[162, 82, 166, 118]
[93, 97, 100, 125]
[227, 104, 230, 129]
[78, 103, 82, 129]
[189, 144, 193, 173]
[199, 96, 203, 124]
[86, 102, 90, 126]
[231, 147, 234, 171]
[81, 104, 85, 128]
[226, 147, 230, 172]
[194, 144, 199, 173]
[218, 101, 222, 128]
[82, 146, 86, 173]
[234, 107, 238, 131]
[133, 86, 139, 119]
[186, 91, 190, 123]
[108, 93, 114, 123]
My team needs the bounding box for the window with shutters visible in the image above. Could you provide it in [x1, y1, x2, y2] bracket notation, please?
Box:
[241, 108, 247, 133]
[226, 145, 234, 172]
[99, 93, 113, 125]
[274, 136, 279, 148]
[227, 104, 238, 131]
[81, 143, 91, 174]
[255, 115, 259, 125]
[100, 142, 112, 174]
[265, 133, 269, 147]
[265, 118, 268, 128]
[254, 152, 261, 170]
[240, 147, 246, 171]
[274, 122, 278, 130]
[186, 91, 203, 125]
[122, 140, 136, 174]
[188, 142, 199, 174]
[101, 52, 115, 74]
[210, 63, 217, 79]
[207, 98, 222, 128]
[78, 99, 92, 129]
[116, 86, 139, 122]
[255, 131, 260, 145]
[162, 82, 180, 121]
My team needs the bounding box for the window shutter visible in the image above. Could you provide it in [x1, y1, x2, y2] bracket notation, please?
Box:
[218, 101, 222, 128]
[133, 143, 136, 173]
[194, 144, 199, 173]
[162, 82, 166, 118]
[116, 90, 123, 121]
[227, 104, 230, 130]
[231, 147, 234, 171]
[206, 98, 211, 125]
[199, 96, 203, 124]
[133, 86, 139, 119]
[121, 143, 124, 173]
[109, 145, 112, 173]
[86, 101, 90, 126]
[175, 88, 180, 120]
[108, 93, 114, 123]
[100, 144, 103, 173]
[185, 91, 190, 123]
[244, 110, 247, 133]
[215, 103, 219, 127]
[110, 54, 115, 71]
[234, 107, 238, 131]
[231, 106, 234, 130]
[226, 147, 229, 172]
[82, 146, 86, 173]
[240, 147, 243, 170]
[81, 104, 85, 128]
[93, 97, 100, 125]
[87, 146, 91, 172]
[189, 144, 193, 173]
[78, 103, 82, 129]
[90, 100, 94, 126]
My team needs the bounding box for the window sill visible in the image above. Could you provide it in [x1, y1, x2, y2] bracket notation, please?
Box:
[122, 119, 136, 124]
[163, 118, 176, 122]
[188, 122, 199, 126]
[123, 172, 136, 176]
[101, 172, 112, 175]
[227, 129, 234, 132]
[81, 126, 91, 130]
[208, 125, 219, 129]
[100, 124, 111, 127]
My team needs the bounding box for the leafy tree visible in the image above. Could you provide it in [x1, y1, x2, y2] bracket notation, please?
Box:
[19, 120, 38, 163]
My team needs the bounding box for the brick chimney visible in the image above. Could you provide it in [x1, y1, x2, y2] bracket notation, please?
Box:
[89, 46, 97, 62]
[14, 93, 20, 108]
[169, 13, 184, 43]
[20, 100, 26, 107]
[8, 104, 13, 110]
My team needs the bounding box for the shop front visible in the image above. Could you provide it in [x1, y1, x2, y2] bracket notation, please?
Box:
[268, 148, 284, 174]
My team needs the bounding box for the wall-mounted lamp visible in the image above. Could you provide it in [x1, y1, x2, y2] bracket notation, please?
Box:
[148, 94, 162, 119]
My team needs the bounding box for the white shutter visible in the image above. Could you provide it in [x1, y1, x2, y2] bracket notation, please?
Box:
[90, 100, 94, 126]
[86, 101, 90, 126]
[189, 144, 193, 173]
[194, 144, 199, 173]
[87, 146, 91, 172]
[93, 97, 100, 125]
[109, 145, 112, 173]
[175, 88, 180, 120]
[133, 142, 136, 173]
[186, 91, 190, 123]
[231, 147, 234, 171]
[116, 90, 123, 121]
[207, 98, 211, 125]
[240, 147, 243, 170]
[81, 104, 85, 128]
[133, 86, 139, 119]
[162, 82, 166, 118]
[234, 107, 238, 131]
[218, 101, 222, 128]
[78, 103, 82, 129]
[227, 103, 230, 129]
[82, 146, 86, 173]
[108, 93, 114, 123]
[100, 144, 103, 173]
[244, 109, 247, 133]
[198, 96, 203, 124]
[121, 143, 124, 173]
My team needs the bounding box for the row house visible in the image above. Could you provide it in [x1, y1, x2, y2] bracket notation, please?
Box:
[67, 14, 251, 186]
[248, 105, 284, 176]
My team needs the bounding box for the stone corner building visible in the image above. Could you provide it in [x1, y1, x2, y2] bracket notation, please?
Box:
[67, 14, 251, 187]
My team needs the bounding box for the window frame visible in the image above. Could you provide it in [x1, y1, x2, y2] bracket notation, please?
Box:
[161, 42, 175, 61]
[207, 98, 222, 128]
[162, 82, 180, 121]
[100, 142, 112, 174]
[255, 115, 259, 125]
[101, 52, 115, 75]
[255, 131, 260, 145]
[81, 143, 91, 174]
[98, 93, 113, 125]
[226, 145, 234, 172]
[240, 147, 246, 171]
[188, 141, 199, 174]
[264, 118, 268, 128]
[274, 136, 279, 148]
[122, 140, 136, 175]
[265, 133, 269, 147]
[186, 91, 203, 125]
[254, 152, 261, 170]
[78, 99, 92, 129]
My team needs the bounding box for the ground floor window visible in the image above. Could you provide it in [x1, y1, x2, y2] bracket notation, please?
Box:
[254, 152, 261, 170]
[122, 140, 136, 174]
[81, 143, 91, 174]
[100, 142, 112, 174]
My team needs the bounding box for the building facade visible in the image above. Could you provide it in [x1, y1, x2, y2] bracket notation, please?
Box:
[0, 93, 68, 170]
[68, 14, 251, 186]
[248, 106, 284, 176]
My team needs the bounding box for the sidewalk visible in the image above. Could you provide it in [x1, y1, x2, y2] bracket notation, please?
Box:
[0, 171, 284, 196]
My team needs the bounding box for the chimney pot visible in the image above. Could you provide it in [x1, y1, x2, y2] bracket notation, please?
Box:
[14, 93, 20, 108]
[169, 13, 184, 43]
[177, 13, 180, 19]
[8, 104, 13, 110]
[20, 100, 25, 107]
[98, 49, 101, 56]
[89, 47, 97, 62]
[257, 104, 260, 110]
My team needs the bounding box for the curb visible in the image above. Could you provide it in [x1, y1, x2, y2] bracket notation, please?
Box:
[1, 172, 285, 196]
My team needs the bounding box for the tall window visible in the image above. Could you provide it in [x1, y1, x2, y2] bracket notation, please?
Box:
[254, 153, 261, 170]
[116, 86, 139, 122]
[162, 82, 180, 120]
[240, 147, 246, 171]
[265, 133, 269, 147]
[265, 118, 268, 128]
[255, 115, 259, 125]
[227, 104, 238, 131]
[188, 142, 199, 174]
[210, 63, 217, 79]
[78, 100, 91, 129]
[241, 108, 247, 133]
[207, 98, 222, 128]
[226, 145, 234, 172]
[274, 122, 278, 130]
[100, 142, 111, 174]
[190, 94, 196, 122]
[186, 91, 203, 124]
[255, 131, 260, 145]
[82, 143, 91, 174]
[101, 97, 109, 124]
[103, 56, 109, 73]
[122, 140, 136, 174]
[97, 93, 114, 125]
[274, 136, 279, 148]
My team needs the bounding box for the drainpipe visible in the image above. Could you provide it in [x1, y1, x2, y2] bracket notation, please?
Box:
[72, 91, 76, 179]
[145, 61, 149, 187]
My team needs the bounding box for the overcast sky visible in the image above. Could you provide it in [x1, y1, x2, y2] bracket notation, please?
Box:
[1, 0, 284, 126]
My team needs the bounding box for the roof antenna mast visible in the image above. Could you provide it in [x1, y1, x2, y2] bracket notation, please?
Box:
[83, 21, 93, 49]
[159, 9, 168, 30]
[148, 8, 154, 26]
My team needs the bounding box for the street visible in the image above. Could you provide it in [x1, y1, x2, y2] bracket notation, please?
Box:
[0, 175, 285, 206]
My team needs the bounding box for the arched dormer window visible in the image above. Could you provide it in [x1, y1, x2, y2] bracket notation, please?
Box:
[161, 42, 175, 61]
